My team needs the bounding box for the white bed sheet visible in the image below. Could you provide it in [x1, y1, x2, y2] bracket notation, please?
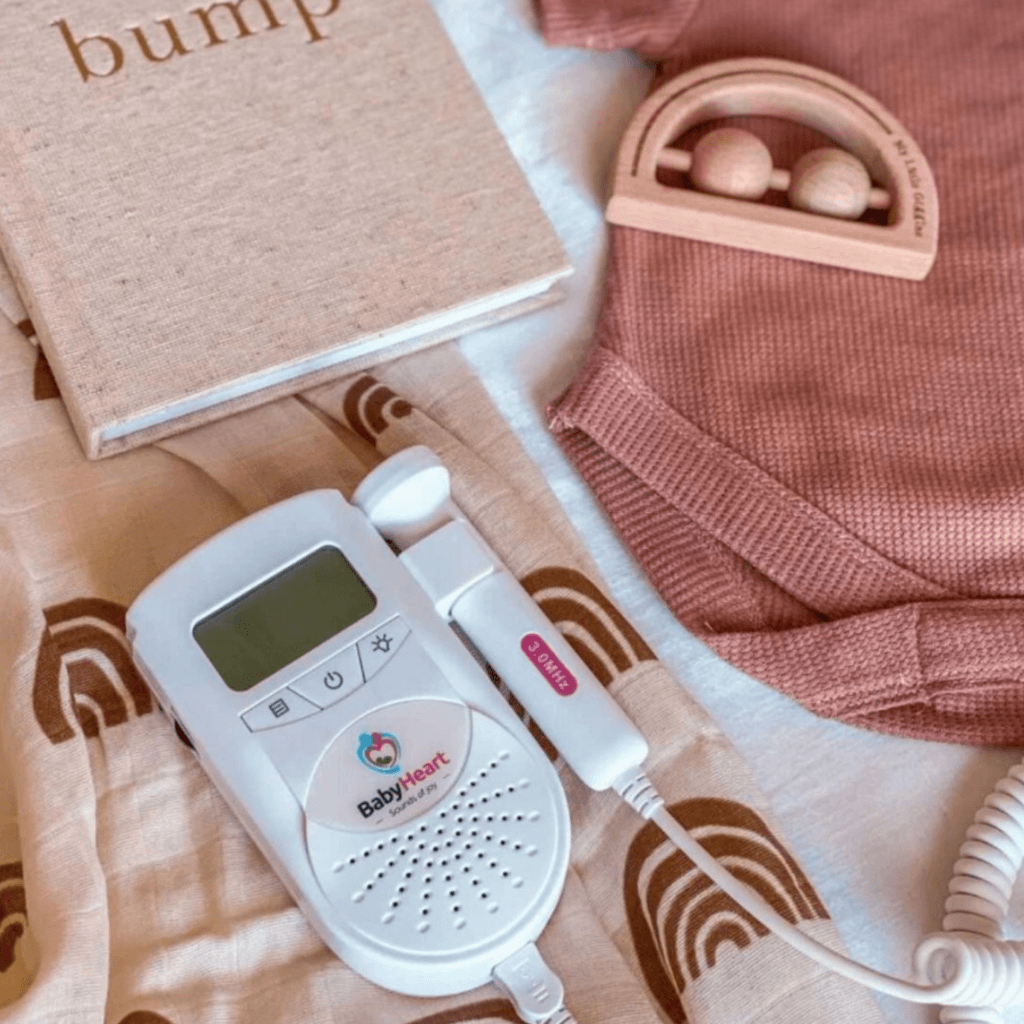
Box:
[435, 2, 1024, 1022]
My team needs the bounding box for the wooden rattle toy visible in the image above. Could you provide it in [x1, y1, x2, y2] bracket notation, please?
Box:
[606, 58, 938, 279]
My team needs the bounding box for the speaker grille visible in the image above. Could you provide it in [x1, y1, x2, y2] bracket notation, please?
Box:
[307, 712, 567, 959]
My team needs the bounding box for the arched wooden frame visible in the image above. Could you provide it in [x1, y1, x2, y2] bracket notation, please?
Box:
[606, 58, 939, 280]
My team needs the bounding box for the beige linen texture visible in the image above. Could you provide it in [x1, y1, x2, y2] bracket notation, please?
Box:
[0, 318, 881, 1024]
[0, 259, 28, 339]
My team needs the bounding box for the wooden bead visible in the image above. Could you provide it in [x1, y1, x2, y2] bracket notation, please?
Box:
[788, 147, 872, 219]
[688, 127, 774, 200]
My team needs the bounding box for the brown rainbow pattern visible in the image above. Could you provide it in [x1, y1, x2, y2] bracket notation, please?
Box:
[624, 798, 828, 1022]
[404, 999, 518, 1024]
[520, 566, 654, 687]
[342, 375, 412, 444]
[33, 598, 153, 744]
[0, 862, 25, 974]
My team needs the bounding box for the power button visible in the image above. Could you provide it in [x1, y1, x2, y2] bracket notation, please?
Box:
[289, 644, 364, 709]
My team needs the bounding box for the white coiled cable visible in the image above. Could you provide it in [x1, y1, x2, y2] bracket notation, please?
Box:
[913, 934, 1024, 1018]
[912, 762, 1024, 1023]
[617, 766, 1024, 1018]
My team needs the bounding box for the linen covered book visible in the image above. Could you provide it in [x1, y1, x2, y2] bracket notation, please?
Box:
[0, 0, 571, 458]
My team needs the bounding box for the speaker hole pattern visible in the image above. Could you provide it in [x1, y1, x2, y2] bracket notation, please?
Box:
[334, 750, 546, 935]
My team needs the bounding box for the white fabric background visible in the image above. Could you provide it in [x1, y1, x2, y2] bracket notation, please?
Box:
[434, 2, 1024, 1023]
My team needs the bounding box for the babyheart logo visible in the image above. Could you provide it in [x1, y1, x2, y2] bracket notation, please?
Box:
[358, 731, 401, 774]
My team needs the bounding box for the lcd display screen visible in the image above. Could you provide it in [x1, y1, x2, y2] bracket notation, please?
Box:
[193, 545, 377, 692]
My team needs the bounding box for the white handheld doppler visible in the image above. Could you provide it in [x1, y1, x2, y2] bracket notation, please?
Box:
[126, 447, 1024, 1022]
[127, 448, 648, 999]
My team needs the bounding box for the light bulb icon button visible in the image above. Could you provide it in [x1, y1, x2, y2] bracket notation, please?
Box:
[357, 617, 411, 681]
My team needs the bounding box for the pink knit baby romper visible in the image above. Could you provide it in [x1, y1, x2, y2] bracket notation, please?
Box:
[543, 0, 1024, 745]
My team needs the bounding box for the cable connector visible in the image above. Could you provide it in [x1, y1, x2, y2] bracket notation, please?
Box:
[613, 768, 664, 819]
[493, 942, 578, 1024]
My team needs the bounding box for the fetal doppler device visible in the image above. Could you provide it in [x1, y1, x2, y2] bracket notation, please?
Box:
[127, 447, 1024, 1024]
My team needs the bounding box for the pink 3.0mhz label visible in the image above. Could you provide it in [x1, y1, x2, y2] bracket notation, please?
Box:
[520, 633, 577, 696]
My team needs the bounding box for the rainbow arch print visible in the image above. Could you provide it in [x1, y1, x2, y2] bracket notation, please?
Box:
[401, 999, 518, 1024]
[0, 862, 26, 974]
[624, 797, 828, 1022]
[342, 375, 413, 445]
[521, 566, 654, 687]
[32, 598, 154, 744]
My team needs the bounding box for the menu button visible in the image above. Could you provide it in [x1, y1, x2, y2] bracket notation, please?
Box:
[242, 689, 320, 732]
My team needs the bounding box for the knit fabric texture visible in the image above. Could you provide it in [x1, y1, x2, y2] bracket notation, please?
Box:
[543, 0, 1024, 745]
